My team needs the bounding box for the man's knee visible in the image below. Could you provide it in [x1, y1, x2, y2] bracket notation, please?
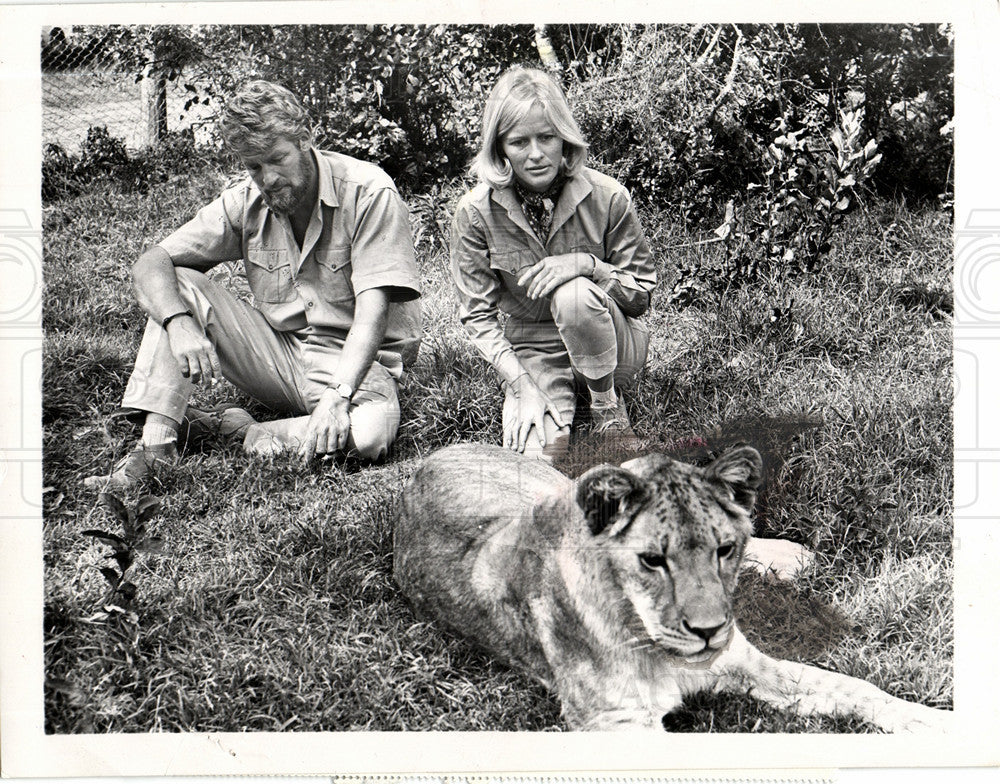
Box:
[349, 403, 399, 461]
[350, 426, 391, 462]
[549, 276, 605, 321]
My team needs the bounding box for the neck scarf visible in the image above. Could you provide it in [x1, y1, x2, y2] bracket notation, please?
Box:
[514, 173, 566, 242]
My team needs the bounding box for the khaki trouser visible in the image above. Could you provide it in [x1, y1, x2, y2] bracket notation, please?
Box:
[501, 276, 649, 460]
[120, 267, 400, 460]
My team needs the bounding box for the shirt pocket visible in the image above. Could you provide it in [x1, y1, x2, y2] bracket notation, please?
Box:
[315, 247, 354, 303]
[568, 241, 605, 260]
[245, 248, 294, 303]
[489, 249, 537, 279]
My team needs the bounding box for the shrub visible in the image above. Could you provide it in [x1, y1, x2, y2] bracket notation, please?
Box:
[42, 127, 222, 203]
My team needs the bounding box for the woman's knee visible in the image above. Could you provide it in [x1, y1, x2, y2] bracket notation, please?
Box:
[549, 276, 605, 321]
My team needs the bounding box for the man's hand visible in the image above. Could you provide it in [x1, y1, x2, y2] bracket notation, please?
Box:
[298, 387, 352, 462]
[504, 375, 568, 452]
[517, 252, 594, 300]
[165, 316, 222, 385]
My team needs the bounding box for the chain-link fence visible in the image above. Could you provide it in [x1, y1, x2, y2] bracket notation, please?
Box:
[41, 26, 214, 154]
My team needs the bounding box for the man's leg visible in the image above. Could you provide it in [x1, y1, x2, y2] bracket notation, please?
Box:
[242, 341, 402, 462]
[85, 268, 307, 488]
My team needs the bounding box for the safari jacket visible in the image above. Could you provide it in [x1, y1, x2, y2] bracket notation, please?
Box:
[450, 166, 656, 372]
[157, 148, 422, 371]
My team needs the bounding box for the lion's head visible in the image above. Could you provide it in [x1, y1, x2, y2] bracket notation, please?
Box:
[572, 445, 762, 661]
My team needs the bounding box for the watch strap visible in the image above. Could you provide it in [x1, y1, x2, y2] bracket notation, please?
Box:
[162, 310, 194, 330]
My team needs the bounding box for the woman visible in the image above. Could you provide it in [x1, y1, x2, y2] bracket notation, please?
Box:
[451, 66, 656, 461]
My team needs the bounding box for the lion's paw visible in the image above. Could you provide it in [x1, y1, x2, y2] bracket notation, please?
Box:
[743, 537, 815, 581]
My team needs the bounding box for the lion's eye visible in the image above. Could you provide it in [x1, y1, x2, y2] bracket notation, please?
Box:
[639, 552, 667, 571]
[717, 543, 736, 560]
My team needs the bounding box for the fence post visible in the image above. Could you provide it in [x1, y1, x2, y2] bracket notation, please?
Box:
[141, 47, 167, 146]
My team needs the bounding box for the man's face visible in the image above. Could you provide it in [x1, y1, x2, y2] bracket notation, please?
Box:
[240, 136, 314, 215]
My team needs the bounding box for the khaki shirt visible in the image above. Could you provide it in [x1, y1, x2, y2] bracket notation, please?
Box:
[451, 167, 656, 373]
[158, 148, 421, 373]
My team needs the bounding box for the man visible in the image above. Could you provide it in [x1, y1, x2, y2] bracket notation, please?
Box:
[84, 80, 421, 489]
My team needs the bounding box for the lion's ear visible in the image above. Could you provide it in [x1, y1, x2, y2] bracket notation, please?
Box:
[707, 445, 763, 512]
[575, 465, 647, 536]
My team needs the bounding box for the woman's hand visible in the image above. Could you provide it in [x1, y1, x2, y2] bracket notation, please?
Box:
[517, 252, 595, 300]
[504, 375, 568, 452]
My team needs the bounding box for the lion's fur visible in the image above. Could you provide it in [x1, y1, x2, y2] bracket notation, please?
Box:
[393, 443, 948, 732]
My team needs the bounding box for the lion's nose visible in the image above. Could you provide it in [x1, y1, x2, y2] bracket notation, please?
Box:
[683, 619, 726, 642]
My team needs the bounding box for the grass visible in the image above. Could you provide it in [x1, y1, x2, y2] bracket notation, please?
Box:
[42, 170, 952, 733]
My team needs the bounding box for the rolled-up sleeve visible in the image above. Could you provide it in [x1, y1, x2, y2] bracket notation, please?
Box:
[592, 188, 657, 318]
[450, 201, 526, 383]
[350, 186, 421, 302]
[156, 186, 245, 271]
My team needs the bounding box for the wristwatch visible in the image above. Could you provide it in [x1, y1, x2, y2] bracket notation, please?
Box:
[331, 382, 354, 401]
[162, 309, 193, 330]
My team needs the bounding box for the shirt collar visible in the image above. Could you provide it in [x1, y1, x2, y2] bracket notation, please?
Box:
[312, 147, 339, 209]
[490, 170, 593, 244]
[550, 171, 592, 236]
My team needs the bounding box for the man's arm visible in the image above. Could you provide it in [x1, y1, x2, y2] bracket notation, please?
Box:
[132, 246, 221, 386]
[298, 286, 389, 460]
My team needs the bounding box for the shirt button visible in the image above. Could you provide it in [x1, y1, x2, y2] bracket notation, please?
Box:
[267, 263, 273, 270]
[307, 301, 314, 308]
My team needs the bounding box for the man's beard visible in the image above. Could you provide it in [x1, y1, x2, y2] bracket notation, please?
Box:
[263, 179, 309, 214]
[262, 155, 311, 214]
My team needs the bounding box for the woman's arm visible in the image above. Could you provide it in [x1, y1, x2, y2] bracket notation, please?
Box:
[591, 187, 657, 317]
[450, 200, 531, 387]
[450, 198, 567, 449]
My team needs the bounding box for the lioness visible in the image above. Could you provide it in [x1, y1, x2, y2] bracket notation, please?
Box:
[393, 443, 949, 731]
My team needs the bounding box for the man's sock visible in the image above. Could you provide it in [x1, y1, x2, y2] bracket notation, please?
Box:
[589, 385, 618, 409]
[141, 419, 179, 447]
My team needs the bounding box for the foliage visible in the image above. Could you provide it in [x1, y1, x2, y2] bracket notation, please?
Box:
[569, 23, 951, 217]
[82, 492, 166, 620]
[125, 24, 542, 190]
[62, 23, 949, 205]
[670, 108, 884, 304]
[782, 24, 953, 200]
[42, 127, 222, 202]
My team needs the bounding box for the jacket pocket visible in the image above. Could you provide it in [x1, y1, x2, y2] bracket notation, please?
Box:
[315, 247, 354, 303]
[245, 248, 294, 303]
[489, 249, 536, 277]
[569, 242, 605, 259]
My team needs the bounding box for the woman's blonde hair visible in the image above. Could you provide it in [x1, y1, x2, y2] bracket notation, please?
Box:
[471, 67, 588, 189]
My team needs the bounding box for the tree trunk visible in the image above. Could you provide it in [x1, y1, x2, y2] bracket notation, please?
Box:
[534, 25, 562, 72]
[142, 52, 167, 146]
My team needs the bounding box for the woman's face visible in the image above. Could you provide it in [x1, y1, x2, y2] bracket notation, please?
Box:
[500, 102, 564, 193]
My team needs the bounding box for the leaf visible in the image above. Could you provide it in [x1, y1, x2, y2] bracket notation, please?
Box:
[111, 549, 133, 573]
[82, 529, 128, 551]
[836, 196, 851, 211]
[98, 566, 121, 588]
[100, 493, 129, 525]
[134, 496, 160, 525]
[117, 582, 138, 604]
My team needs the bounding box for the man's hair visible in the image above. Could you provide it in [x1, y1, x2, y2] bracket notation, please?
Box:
[218, 80, 313, 156]
[471, 67, 588, 189]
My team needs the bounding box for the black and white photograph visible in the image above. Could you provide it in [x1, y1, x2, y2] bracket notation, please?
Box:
[1, 1, 998, 777]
